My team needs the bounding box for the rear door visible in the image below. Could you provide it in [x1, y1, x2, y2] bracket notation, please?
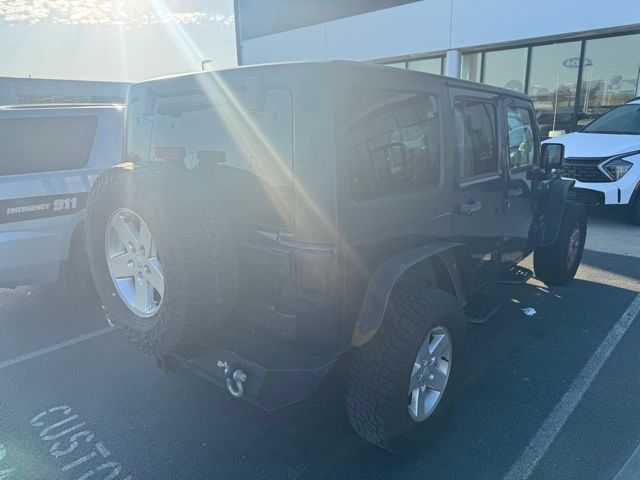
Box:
[501, 98, 539, 264]
[450, 89, 505, 289]
[0, 111, 100, 286]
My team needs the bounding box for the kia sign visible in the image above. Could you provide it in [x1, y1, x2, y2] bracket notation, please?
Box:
[562, 57, 593, 68]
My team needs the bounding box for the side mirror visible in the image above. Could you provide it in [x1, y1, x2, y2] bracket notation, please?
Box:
[541, 143, 565, 170]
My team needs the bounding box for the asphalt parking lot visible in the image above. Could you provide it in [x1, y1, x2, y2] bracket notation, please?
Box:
[1, 208, 639, 480]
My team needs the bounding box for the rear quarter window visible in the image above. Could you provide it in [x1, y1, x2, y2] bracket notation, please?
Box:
[0, 115, 98, 175]
[348, 89, 441, 201]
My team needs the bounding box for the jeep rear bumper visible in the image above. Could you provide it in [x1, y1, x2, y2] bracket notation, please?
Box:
[158, 327, 336, 411]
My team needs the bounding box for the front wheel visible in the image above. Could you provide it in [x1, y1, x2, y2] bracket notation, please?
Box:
[344, 286, 465, 454]
[534, 200, 587, 285]
[626, 196, 640, 226]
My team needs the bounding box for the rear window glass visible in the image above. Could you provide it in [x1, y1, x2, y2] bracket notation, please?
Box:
[149, 88, 293, 228]
[348, 89, 441, 201]
[0, 116, 98, 176]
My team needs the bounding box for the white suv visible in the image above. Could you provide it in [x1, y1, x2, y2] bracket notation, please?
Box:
[0, 104, 124, 291]
[544, 98, 640, 224]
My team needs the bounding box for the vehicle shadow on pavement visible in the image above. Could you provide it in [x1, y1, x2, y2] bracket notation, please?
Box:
[2, 248, 638, 480]
[120, 248, 639, 479]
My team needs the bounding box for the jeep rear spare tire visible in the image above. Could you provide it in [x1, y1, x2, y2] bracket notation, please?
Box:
[86, 162, 237, 355]
[345, 286, 465, 454]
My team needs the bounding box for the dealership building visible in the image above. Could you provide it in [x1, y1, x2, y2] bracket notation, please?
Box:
[234, 0, 640, 135]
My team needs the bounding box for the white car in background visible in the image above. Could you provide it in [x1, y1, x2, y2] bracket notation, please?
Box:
[0, 104, 124, 293]
[545, 98, 640, 224]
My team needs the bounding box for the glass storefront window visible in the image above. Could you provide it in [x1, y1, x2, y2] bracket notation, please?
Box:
[461, 53, 481, 82]
[527, 41, 581, 137]
[579, 34, 640, 126]
[407, 57, 442, 75]
[483, 48, 527, 93]
[379, 32, 640, 136]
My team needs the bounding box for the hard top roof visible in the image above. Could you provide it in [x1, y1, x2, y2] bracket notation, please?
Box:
[131, 60, 531, 101]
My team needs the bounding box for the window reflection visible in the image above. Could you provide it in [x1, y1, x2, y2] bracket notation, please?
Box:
[461, 53, 481, 83]
[579, 34, 640, 126]
[483, 48, 527, 93]
[380, 32, 640, 135]
[349, 90, 441, 200]
[527, 41, 581, 137]
[407, 58, 442, 75]
[507, 107, 536, 168]
[454, 100, 497, 178]
[152, 89, 294, 227]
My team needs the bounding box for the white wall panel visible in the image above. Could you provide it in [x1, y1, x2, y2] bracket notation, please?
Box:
[325, 0, 451, 60]
[242, 23, 327, 64]
[241, 0, 640, 65]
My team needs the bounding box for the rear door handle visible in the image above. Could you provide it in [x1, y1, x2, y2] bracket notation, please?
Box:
[508, 187, 524, 198]
[455, 201, 482, 216]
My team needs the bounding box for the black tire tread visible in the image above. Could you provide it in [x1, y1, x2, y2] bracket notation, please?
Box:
[87, 162, 237, 355]
[533, 200, 586, 286]
[345, 285, 463, 453]
[626, 196, 640, 226]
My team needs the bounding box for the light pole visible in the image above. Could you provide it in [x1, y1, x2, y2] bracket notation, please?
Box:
[201, 59, 213, 71]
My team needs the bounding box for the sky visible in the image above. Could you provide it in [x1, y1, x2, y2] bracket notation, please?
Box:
[0, 0, 237, 83]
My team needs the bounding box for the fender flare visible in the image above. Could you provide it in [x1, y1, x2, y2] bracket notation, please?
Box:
[350, 242, 471, 347]
[539, 178, 575, 247]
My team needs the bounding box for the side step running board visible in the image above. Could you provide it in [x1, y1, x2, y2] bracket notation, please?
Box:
[464, 293, 500, 324]
[498, 265, 533, 285]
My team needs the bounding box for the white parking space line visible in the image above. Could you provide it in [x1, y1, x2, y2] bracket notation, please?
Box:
[0, 327, 114, 370]
[505, 293, 640, 480]
[614, 443, 640, 480]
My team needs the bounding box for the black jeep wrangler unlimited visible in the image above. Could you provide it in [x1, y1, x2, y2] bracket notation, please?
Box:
[86, 62, 586, 452]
